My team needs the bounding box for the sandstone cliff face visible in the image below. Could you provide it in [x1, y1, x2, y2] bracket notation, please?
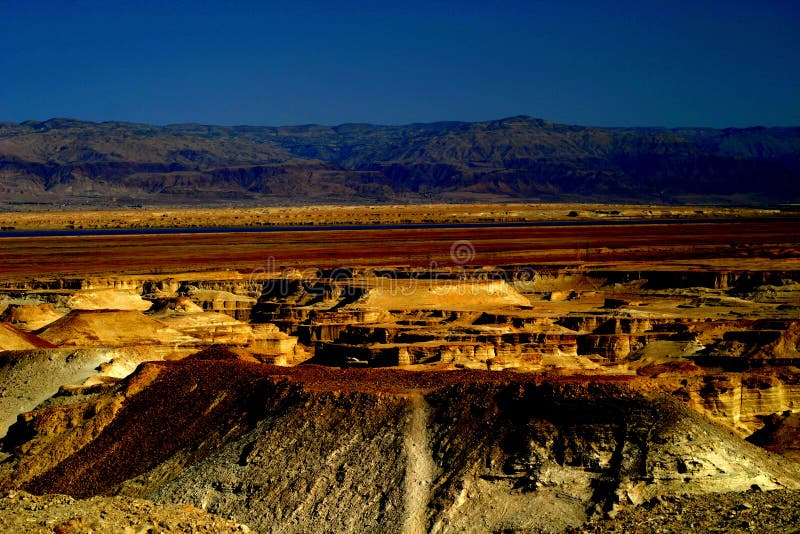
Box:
[705, 320, 800, 363]
[184, 287, 257, 322]
[2, 360, 796, 533]
[747, 411, 800, 463]
[676, 369, 800, 436]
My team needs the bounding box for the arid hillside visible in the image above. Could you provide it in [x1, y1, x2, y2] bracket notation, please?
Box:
[2, 116, 798, 207]
[1, 358, 798, 533]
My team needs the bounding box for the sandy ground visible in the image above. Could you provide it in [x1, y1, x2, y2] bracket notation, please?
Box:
[571, 489, 800, 533]
[0, 491, 248, 533]
[0, 203, 784, 231]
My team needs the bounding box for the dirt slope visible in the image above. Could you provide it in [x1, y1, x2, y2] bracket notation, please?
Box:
[38, 310, 197, 347]
[0, 304, 63, 331]
[2, 359, 796, 533]
[0, 491, 249, 533]
[0, 323, 55, 351]
[0, 346, 179, 440]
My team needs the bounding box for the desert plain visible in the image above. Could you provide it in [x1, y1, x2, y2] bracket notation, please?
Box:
[0, 202, 798, 532]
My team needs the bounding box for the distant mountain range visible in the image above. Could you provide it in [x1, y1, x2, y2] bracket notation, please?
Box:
[1, 116, 798, 207]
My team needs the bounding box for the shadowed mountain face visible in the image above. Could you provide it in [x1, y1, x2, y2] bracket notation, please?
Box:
[1, 116, 798, 206]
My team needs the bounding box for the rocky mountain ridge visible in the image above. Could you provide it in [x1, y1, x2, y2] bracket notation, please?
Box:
[1, 116, 798, 206]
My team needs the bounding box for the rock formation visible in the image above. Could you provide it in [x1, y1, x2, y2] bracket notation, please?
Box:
[0, 257, 798, 531]
[65, 289, 153, 312]
[0, 303, 63, 331]
[2, 117, 799, 206]
[0, 361, 796, 533]
[37, 310, 198, 348]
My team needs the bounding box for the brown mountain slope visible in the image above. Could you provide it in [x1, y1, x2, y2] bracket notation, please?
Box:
[2, 357, 797, 532]
[1, 117, 798, 206]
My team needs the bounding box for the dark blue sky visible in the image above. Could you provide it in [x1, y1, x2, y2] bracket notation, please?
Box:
[2, 0, 798, 127]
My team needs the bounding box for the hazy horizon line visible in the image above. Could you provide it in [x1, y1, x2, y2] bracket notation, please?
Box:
[4, 115, 799, 131]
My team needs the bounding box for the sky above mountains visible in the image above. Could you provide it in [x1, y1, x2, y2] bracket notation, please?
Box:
[2, 0, 798, 128]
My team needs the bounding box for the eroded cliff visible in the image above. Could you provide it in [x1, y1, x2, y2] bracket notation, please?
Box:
[1, 357, 796, 533]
